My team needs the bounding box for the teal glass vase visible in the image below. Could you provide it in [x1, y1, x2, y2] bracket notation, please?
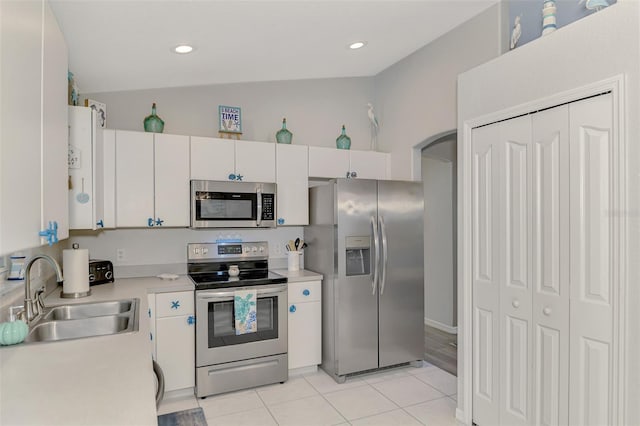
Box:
[336, 125, 351, 150]
[144, 103, 164, 133]
[276, 118, 293, 144]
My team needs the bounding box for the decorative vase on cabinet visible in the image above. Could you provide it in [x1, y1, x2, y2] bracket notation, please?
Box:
[144, 103, 165, 133]
[276, 118, 293, 144]
[336, 125, 351, 150]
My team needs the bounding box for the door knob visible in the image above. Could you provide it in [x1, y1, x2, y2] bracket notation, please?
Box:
[512, 300, 520, 308]
[543, 307, 552, 316]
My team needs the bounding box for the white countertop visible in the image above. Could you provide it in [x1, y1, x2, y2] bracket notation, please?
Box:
[0, 276, 193, 426]
[272, 269, 323, 283]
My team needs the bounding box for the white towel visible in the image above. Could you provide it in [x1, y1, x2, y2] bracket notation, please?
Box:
[234, 289, 257, 335]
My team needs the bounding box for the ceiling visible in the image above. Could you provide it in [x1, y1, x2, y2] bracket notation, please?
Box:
[50, 0, 499, 94]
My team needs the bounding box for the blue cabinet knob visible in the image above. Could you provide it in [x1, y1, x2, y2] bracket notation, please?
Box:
[96, 219, 104, 228]
[148, 218, 154, 227]
[289, 305, 296, 313]
[228, 173, 236, 181]
[170, 300, 180, 310]
[155, 217, 164, 226]
[39, 221, 59, 246]
[187, 315, 195, 325]
[236, 174, 243, 181]
[303, 289, 310, 296]
[277, 218, 285, 225]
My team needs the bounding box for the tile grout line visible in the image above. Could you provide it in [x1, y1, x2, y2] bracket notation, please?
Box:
[254, 388, 281, 426]
[301, 373, 350, 425]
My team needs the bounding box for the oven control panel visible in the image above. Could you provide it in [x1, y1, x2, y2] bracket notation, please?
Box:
[188, 242, 269, 261]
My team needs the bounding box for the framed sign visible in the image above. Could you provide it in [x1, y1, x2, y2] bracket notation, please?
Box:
[85, 99, 106, 128]
[218, 105, 242, 134]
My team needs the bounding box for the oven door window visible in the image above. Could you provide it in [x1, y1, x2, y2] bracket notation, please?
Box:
[207, 296, 278, 348]
[196, 191, 256, 221]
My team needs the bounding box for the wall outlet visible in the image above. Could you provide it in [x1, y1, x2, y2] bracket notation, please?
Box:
[116, 248, 126, 262]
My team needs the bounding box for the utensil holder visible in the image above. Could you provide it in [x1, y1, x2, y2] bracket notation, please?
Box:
[288, 251, 301, 271]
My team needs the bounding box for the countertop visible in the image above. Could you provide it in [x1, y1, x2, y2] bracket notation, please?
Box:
[272, 269, 323, 283]
[0, 276, 193, 426]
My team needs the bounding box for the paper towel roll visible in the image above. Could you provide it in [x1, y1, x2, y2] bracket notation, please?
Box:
[63, 248, 89, 294]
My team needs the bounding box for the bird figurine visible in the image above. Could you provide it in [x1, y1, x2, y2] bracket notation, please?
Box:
[580, 0, 609, 11]
[367, 103, 379, 150]
[510, 14, 522, 50]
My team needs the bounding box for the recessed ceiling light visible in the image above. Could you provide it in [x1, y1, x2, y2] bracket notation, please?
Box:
[173, 44, 194, 54]
[349, 41, 366, 50]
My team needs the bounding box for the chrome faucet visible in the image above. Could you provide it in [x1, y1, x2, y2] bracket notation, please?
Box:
[21, 254, 63, 324]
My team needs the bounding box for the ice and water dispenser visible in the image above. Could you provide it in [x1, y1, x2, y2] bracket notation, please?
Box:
[345, 236, 371, 276]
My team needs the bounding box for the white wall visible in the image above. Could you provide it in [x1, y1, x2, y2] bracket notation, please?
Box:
[69, 227, 304, 277]
[83, 77, 375, 151]
[422, 155, 455, 330]
[374, 3, 507, 180]
[457, 2, 640, 423]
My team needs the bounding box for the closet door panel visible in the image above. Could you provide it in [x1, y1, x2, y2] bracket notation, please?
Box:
[568, 94, 614, 426]
[499, 116, 532, 426]
[532, 105, 570, 426]
[471, 123, 502, 426]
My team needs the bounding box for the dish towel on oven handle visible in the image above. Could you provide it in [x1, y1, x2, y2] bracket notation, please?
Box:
[234, 288, 257, 334]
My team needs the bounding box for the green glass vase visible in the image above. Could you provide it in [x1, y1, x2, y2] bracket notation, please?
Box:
[336, 125, 351, 150]
[276, 118, 293, 144]
[143, 103, 164, 133]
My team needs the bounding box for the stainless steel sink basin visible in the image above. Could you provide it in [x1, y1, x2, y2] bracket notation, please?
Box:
[24, 315, 132, 343]
[43, 300, 134, 320]
[22, 298, 139, 344]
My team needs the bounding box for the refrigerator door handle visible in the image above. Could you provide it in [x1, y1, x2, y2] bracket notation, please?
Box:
[379, 215, 388, 295]
[371, 216, 380, 295]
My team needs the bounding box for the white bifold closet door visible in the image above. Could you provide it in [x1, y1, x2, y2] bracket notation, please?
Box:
[471, 93, 614, 426]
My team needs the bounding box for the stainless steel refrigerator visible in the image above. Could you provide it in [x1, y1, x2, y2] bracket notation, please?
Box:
[304, 179, 424, 382]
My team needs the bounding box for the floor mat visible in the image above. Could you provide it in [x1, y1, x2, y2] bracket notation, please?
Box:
[158, 407, 208, 426]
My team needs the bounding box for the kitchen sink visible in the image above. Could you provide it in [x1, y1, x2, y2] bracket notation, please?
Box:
[43, 300, 134, 320]
[22, 298, 139, 344]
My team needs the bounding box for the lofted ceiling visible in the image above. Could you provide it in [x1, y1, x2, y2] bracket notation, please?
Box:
[50, 0, 499, 94]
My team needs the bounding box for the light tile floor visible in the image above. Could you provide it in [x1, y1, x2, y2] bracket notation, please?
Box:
[158, 362, 457, 426]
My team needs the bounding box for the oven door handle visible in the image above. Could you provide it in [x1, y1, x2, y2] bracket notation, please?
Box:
[197, 284, 287, 301]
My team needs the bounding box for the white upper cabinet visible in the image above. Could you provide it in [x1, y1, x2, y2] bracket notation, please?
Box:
[276, 144, 308, 226]
[101, 129, 116, 228]
[235, 140, 276, 182]
[190, 137, 235, 181]
[42, 1, 69, 242]
[191, 137, 276, 183]
[348, 150, 389, 180]
[69, 107, 103, 230]
[154, 133, 190, 227]
[116, 130, 189, 228]
[308, 146, 389, 180]
[0, 0, 68, 255]
[308, 147, 350, 179]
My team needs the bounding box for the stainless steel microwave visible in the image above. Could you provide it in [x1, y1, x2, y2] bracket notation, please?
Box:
[190, 180, 276, 228]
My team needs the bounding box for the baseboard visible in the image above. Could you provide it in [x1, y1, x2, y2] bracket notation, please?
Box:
[456, 408, 469, 425]
[288, 365, 318, 377]
[163, 388, 195, 400]
[424, 317, 458, 334]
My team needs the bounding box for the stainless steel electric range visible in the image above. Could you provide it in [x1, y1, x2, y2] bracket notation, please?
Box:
[188, 242, 288, 398]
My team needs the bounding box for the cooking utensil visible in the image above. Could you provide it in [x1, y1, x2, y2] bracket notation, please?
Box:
[294, 238, 300, 250]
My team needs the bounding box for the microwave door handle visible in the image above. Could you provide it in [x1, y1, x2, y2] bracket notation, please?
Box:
[256, 187, 263, 226]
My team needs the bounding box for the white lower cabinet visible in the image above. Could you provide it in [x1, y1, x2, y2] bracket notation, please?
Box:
[148, 291, 195, 393]
[287, 280, 321, 370]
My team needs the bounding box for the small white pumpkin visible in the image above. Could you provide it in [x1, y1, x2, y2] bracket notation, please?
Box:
[0, 320, 29, 345]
